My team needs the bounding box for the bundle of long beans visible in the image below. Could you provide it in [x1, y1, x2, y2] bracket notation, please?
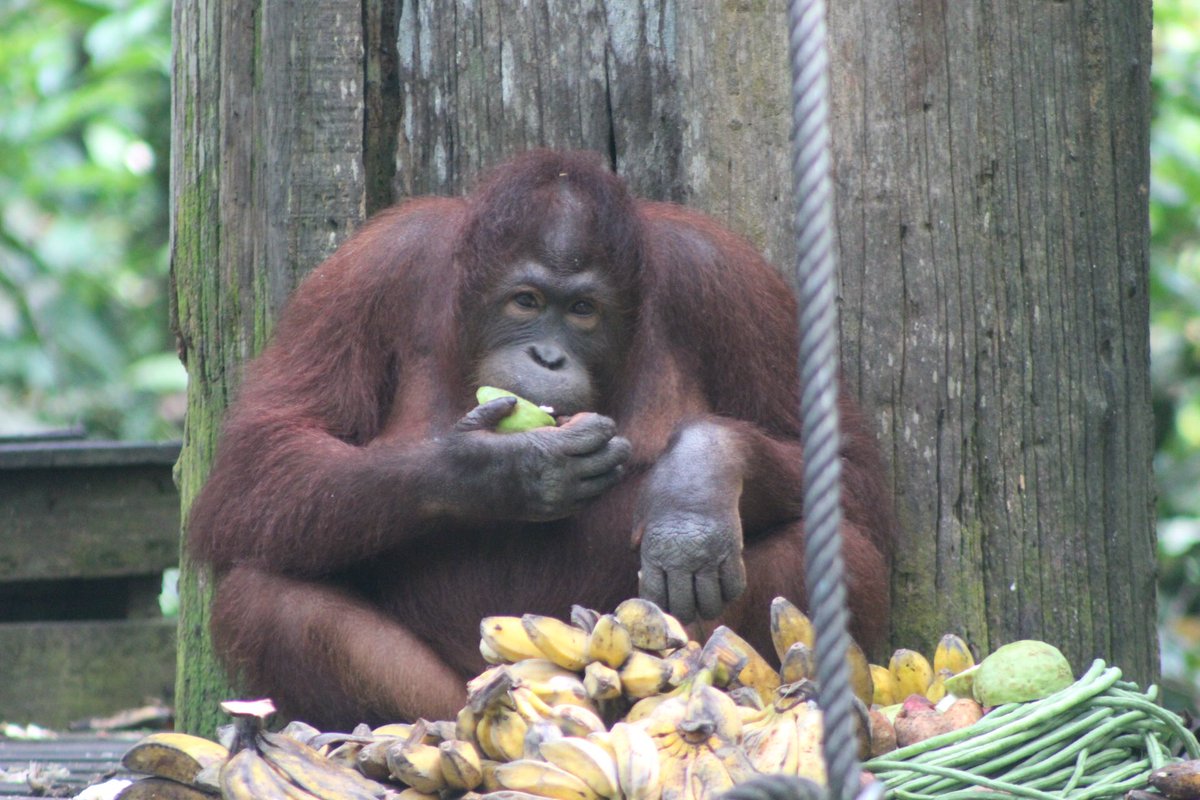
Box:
[865, 660, 1200, 800]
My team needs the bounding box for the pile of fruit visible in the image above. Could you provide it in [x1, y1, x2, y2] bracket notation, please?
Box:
[114, 598, 1200, 800]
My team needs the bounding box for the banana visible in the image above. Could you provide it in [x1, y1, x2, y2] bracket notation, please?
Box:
[933, 633, 975, 676]
[888, 648, 934, 700]
[870, 663, 898, 706]
[538, 737, 621, 798]
[387, 741, 446, 794]
[700, 626, 780, 703]
[522, 614, 591, 671]
[584, 661, 623, 701]
[494, 758, 600, 800]
[571, 605, 602, 633]
[608, 722, 662, 800]
[116, 776, 216, 799]
[625, 689, 683, 726]
[846, 639, 875, 708]
[531, 674, 594, 709]
[690, 682, 745, 746]
[681, 748, 737, 800]
[585, 731, 617, 761]
[664, 641, 704, 686]
[509, 658, 581, 686]
[481, 758, 504, 792]
[121, 731, 229, 786]
[779, 641, 817, 685]
[549, 703, 607, 738]
[219, 747, 311, 800]
[483, 616, 548, 663]
[769, 596, 815, 661]
[742, 711, 801, 775]
[439, 739, 484, 790]
[614, 598, 686, 651]
[926, 669, 950, 703]
[457, 704, 482, 746]
[619, 650, 672, 698]
[394, 790, 440, 800]
[356, 739, 393, 781]
[511, 685, 557, 723]
[256, 730, 384, 800]
[524, 719, 566, 760]
[486, 705, 532, 762]
[587, 614, 634, 669]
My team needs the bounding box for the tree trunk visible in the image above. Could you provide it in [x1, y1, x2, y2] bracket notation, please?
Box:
[830, 0, 1157, 681]
[171, 0, 1157, 733]
[170, 0, 370, 736]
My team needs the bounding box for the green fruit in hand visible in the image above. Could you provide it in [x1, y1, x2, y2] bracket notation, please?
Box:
[475, 386, 557, 432]
[972, 640, 1073, 706]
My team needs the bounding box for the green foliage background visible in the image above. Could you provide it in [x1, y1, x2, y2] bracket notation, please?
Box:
[0, 0, 181, 441]
[1152, 0, 1200, 701]
[2, 0, 1200, 692]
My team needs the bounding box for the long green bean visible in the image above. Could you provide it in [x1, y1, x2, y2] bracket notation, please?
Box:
[865, 660, 1200, 800]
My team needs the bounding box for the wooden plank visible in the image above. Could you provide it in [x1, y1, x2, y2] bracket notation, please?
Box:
[0, 441, 179, 470]
[0, 464, 179, 583]
[0, 620, 176, 729]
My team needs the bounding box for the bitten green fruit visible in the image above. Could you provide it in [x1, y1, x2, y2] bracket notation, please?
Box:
[972, 640, 1073, 706]
[475, 386, 556, 433]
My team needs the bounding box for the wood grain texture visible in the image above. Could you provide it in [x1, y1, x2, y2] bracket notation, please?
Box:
[830, 0, 1156, 679]
[171, 0, 367, 736]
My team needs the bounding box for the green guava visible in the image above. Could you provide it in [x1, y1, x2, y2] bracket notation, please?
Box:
[972, 640, 1074, 706]
[475, 386, 557, 433]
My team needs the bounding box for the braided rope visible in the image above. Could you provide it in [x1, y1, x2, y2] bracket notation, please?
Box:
[785, 2, 861, 800]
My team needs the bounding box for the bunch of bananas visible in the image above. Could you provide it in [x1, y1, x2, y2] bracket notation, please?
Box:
[118, 730, 229, 798]
[117, 597, 905, 800]
[216, 700, 390, 800]
[868, 633, 976, 707]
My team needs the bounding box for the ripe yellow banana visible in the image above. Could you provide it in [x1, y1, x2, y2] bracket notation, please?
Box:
[609, 722, 662, 800]
[256, 731, 383, 800]
[549, 703, 607, 738]
[355, 739, 392, 781]
[121, 731, 229, 786]
[846, 639, 875, 708]
[680, 682, 744, 747]
[494, 758, 600, 800]
[779, 641, 817, 685]
[926, 669, 950, 703]
[116, 776, 216, 800]
[530, 674, 594, 709]
[583, 661, 623, 701]
[538, 736, 621, 798]
[485, 705, 531, 762]
[889, 648, 935, 700]
[482, 616, 548, 663]
[619, 650, 672, 698]
[572, 604, 602, 632]
[523, 614, 591, 671]
[509, 658, 581, 685]
[678, 748, 737, 800]
[700, 626, 781, 704]
[769, 596, 815, 661]
[219, 747, 312, 800]
[869, 663, 898, 706]
[742, 710, 802, 775]
[393, 789, 440, 800]
[387, 741, 446, 794]
[438, 739, 484, 791]
[587, 613, 634, 668]
[933, 633, 976, 676]
[614, 598, 687, 651]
